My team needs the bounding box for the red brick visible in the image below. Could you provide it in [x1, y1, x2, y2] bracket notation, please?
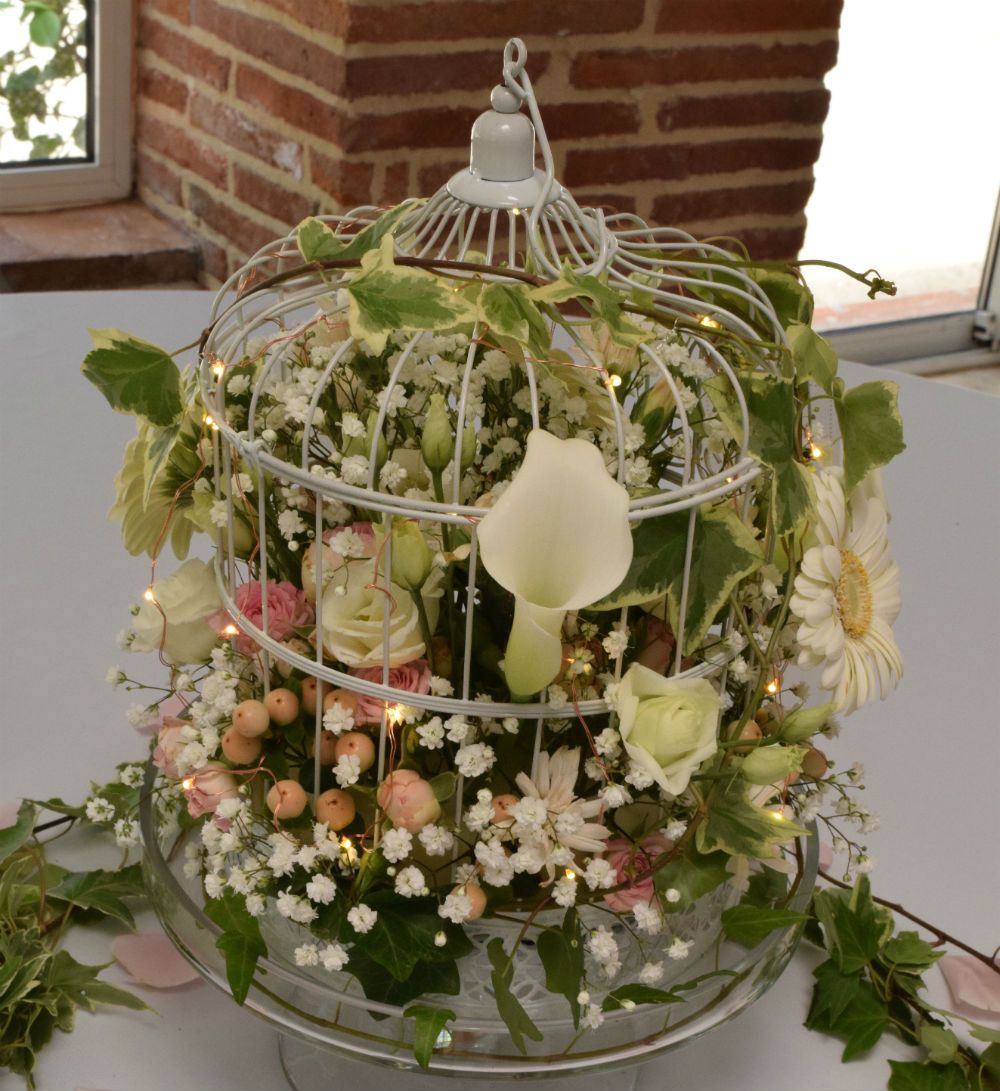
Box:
[234, 164, 315, 225]
[137, 151, 183, 205]
[382, 162, 411, 204]
[199, 238, 230, 282]
[540, 101, 640, 141]
[574, 193, 639, 216]
[417, 160, 467, 195]
[311, 151, 375, 207]
[343, 50, 549, 97]
[341, 105, 478, 153]
[138, 16, 230, 90]
[656, 0, 843, 34]
[235, 66, 348, 144]
[564, 137, 822, 186]
[137, 112, 228, 188]
[144, 0, 191, 25]
[192, 0, 346, 98]
[570, 42, 839, 89]
[259, 0, 349, 38]
[190, 93, 304, 178]
[188, 183, 280, 256]
[652, 180, 814, 224]
[345, 0, 645, 43]
[138, 66, 189, 114]
[658, 89, 830, 132]
[729, 224, 806, 261]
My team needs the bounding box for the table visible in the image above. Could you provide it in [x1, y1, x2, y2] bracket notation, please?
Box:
[1, 290, 998, 1091]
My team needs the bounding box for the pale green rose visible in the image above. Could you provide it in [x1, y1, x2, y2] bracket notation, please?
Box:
[617, 664, 720, 796]
[130, 558, 222, 665]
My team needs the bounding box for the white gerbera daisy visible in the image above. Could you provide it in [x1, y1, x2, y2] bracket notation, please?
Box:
[790, 469, 903, 714]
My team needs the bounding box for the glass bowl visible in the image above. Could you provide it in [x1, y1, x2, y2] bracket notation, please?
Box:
[140, 767, 818, 1090]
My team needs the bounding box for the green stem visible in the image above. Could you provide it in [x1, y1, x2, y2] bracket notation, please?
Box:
[411, 590, 436, 674]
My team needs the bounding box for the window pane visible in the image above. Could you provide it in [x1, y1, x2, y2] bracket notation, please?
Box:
[803, 0, 1000, 329]
[0, 0, 91, 167]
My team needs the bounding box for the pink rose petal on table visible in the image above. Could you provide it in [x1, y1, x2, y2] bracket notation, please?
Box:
[939, 955, 1000, 1019]
[0, 802, 20, 828]
[111, 932, 201, 988]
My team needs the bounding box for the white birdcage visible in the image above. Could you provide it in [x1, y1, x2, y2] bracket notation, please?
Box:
[198, 38, 783, 808]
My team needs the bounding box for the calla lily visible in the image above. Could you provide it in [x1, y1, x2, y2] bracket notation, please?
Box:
[477, 429, 633, 696]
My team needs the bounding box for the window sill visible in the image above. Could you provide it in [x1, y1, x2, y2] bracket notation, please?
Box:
[0, 200, 200, 292]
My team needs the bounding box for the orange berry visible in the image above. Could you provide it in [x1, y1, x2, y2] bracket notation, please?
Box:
[221, 727, 262, 765]
[801, 748, 829, 779]
[491, 794, 518, 823]
[318, 729, 339, 765]
[322, 689, 359, 716]
[266, 779, 308, 819]
[461, 883, 487, 921]
[232, 699, 270, 738]
[301, 677, 328, 715]
[264, 688, 299, 726]
[334, 732, 375, 773]
[315, 788, 356, 831]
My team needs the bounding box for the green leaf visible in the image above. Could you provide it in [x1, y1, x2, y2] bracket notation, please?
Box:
[752, 268, 814, 330]
[480, 281, 551, 359]
[593, 503, 762, 654]
[0, 801, 35, 865]
[812, 877, 890, 974]
[82, 329, 182, 427]
[812, 977, 889, 1060]
[486, 937, 543, 1054]
[982, 1044, 1000, 1089]
[695, 778, 805, 858]
[404, 1004, 456, 1069]
[971, 1025, 1000, 1046]
[602, 983, 687, 1011]
[355, 899, 473, 981]
[346, 234, 480, 353]
[530, 263, 646, 347]
[786, 322, 838, 392]
[27, 797, 86, 820]
[297, 202, 419, 264]
[205, 891, 267, 1005]
[49, 864, 145, 930]
[652, 849, 730, 912]
[836, 379, 906, 495]
[919, 1024, 960, 1065]
[348, 950, 460, 1008]
[806, 958, 863, 1028]
[142, 417, 184, 507]
[720, 904, 809, 947]
[887, 1061, 969, 1091]
[428, 771, 457, 804]
[536, 908, 584, 1026]
[46, 951, 149, 1014]
[882, 931, 943, 971]
[29, 8, 60, 47]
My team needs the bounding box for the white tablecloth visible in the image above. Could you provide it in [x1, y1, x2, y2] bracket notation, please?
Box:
[1, 291, 997, 1091]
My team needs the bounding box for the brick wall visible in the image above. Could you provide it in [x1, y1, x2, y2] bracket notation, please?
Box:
[134, 0, 843, 286]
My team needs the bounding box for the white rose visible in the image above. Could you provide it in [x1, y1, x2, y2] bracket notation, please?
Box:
[617, 664, 720, 796]
[130, 559, 221, 665]
[320, 561, 441, 668]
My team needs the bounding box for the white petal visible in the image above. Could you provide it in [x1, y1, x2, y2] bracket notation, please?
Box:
[502, 597, 565, 697]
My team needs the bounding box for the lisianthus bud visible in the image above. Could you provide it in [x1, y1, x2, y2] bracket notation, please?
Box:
[634, 380, 676, 445]
[421, 393, 453, 471]
[391, 520, 434, 590]
[741, 744, 805, 785]
[780, 700, 836, 743]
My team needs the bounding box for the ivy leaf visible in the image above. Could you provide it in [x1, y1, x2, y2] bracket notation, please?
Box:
[487, 937, 543, 1054]
[346, 234, 480, 353]
[695, 778, 805, 858]
[29, 9, 61, 48]
[536, 908, 584, 1027]
[806, 958, 863, 1028]
[752, 269, 814, 331]
[205, 891, 267, 1005]
[836, 379, 906, 495]
[807, 977, 889, 1061]
[428, 771, 457, 804]
[602, 983, 687, 1011]
[49, 864, 145, 930]
[812, 877, 890, 974]
[720, 905, 809, 947]
[348, 950, 460, 1008]
[786, 322, 838, 392]
[652, 849, 730, 912]
[46, 951, 149, 1014]
[355, 900, 473, 981]
[971, 1025, 1000, 1046]
[403, 1004, 457, 1069]
[82, 329, 183, 427]
[919, 1024, 960, 1065]
[0, 801, 35, 865]
[297, 202, 419, 264]
[480, 281, 551, 359]
[593, 504, 762, 654]
[530, 263, 646, 347]
[886, 1061, 969, 1091]
[27, 797, 86, 820]
[882, 931, 943, 972]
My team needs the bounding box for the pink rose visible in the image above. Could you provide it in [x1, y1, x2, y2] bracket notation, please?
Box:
[350, 659, 432, 724]
[209, 579, 314, 657]
[637, 614, 676, 675]
[152, 718, 189, 779]
[377, 769, 441, 833]
[603, 833, 674, 912]
[183, 763, 238, 818]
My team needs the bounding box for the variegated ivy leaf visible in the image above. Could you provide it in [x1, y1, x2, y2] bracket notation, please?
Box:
[835, 380, 905, 495]
[530, 263, 646, 347]
[82, 328, 182, 427]
[479, 281, 550, 359]
[592, 503, 763, 656]
[787, 322, 838, 392]
[346, 234, 480, 354]
[296, 200, 421, 264]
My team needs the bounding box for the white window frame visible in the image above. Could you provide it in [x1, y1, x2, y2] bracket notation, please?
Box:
[0, 1, 132, 212]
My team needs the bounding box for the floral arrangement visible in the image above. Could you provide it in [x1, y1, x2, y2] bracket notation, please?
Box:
[5, 204, 997, 1088]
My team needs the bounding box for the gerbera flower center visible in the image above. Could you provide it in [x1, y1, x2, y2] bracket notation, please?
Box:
[836, 549, 873, 639]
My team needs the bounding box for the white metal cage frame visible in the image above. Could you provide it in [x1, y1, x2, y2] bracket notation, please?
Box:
[197, 38, 787, 800]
